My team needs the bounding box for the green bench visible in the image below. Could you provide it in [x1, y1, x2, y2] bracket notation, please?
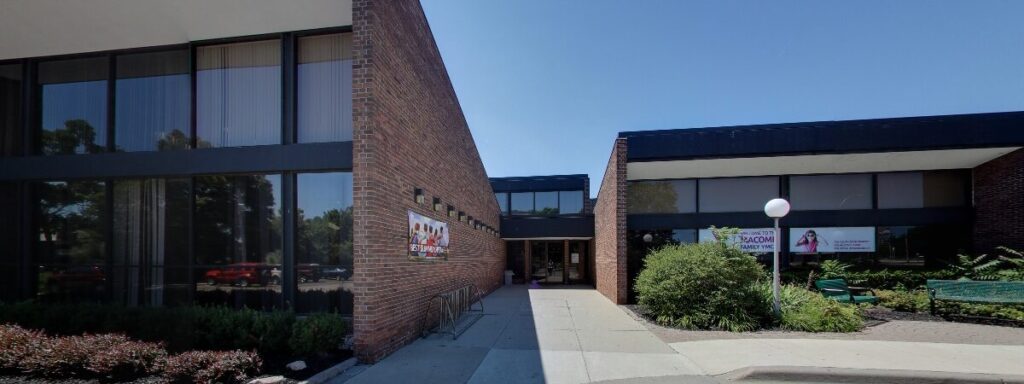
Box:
[815, 279, 879, 304]
[926, 280, 1024, 315]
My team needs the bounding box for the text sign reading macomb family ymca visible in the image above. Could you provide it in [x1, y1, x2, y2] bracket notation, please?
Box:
[698, 228, 776, 254]
[408, 210, 450, 260]
[789, 227, 875, 253]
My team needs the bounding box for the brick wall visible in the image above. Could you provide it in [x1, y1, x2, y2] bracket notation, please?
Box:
[351, 0, 504, 362]
[973, 148, 1024, 253]
[594, 138, 627, 304]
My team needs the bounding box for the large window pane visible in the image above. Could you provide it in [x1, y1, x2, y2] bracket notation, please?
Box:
[298, 33, 353, 143]
[510, 192, 532, 215]
[38, 57, 108, 155]
[558, 190, 584, 215]
[878, 171, 968, 209]
[923, 171, 968, 207]
[627, 180, 696, 214]
[698, 177, 779, 213]
[0, 64, 22, 157]
[789, 174, 872, 211]
[296, 172, 353, 315]
[112, 179, 190, 306]
[877, 172, 923, 209]
[115, 50, 190, 152]
[0, 183, 20, 302]
[34, 180, 107, 302]
[495, 192, 508, 214]
[194, 174, 282, 309]
[534, 191, 558, 215]
[197, 40, 281, 148]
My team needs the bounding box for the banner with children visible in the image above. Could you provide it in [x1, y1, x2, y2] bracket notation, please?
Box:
[408, 210, 450, 260]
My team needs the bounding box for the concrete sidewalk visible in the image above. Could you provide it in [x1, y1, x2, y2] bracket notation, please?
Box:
[332, 286, 1024, 383]
[670, 339, 1024, 378]
[334, 285, 706, 384]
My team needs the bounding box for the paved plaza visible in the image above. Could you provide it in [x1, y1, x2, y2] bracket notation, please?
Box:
[332, 286, 1024, 383]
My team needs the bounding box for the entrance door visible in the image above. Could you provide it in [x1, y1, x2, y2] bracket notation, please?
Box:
[529, 241, 565, 284]
[567, 241, 588, 283]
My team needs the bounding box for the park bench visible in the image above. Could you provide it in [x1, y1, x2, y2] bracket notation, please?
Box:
[815, 278, 879, 304]
[926, 280, 1024, 315]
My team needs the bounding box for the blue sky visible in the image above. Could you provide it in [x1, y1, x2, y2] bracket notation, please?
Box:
[420, 1, 1024, 197]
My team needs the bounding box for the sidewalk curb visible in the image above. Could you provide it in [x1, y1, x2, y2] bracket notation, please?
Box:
[298, 357, 358, 384]
[722, 366, 1024, 384]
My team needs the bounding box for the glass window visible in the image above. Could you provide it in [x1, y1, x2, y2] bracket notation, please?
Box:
[112, 179, 190, 306]
[197, 40, 281, 148]
[0, 64, 22, 157]
[510, 192, 532, 215]
[923, 171, 968, 207]
[671, 229, 697, 244]
[194, 174, 282, 309]
[298, 33, 353, 143]
[698, 177, 779, 213]
[876, 225, 968, 267]
[877, 172, 922, 209]
[38, 57, 108, 155]
[878, 171, 968, 209]
[495, 192, 508, 214]
[789, 174, 872, 211]
[0, 183, 20, 302]
[34, 180, 107, 302]
[296, 172, 353, 315]
[115, 50, 190, 152]
[534, 191, 558, 215]
[627, 180, 696, 214]
[558, 190, 584, 215]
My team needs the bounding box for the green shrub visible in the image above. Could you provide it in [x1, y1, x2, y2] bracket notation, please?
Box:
[635, 240, 769, 332]
[875, 289, 929, 313]
[818, 260, 851, 280]
[290, 313, 348, 357]
[762, 284, 863, 332]
[936, 301, 1024, 322]
[0, 303, 306, 357]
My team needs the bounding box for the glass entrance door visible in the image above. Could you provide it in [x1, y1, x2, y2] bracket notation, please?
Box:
[529, 241, 565, 284]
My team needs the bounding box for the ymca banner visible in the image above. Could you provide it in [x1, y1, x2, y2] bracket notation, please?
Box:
[698, 228, 776, 254]
[408, 210, 450, 260]
[790, 227, 875, 253]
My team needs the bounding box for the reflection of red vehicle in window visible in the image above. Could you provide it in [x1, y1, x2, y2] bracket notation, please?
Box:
[48, 265, 106, 289]
[203, 263, 271, 287]
[268, 264, 322, 285]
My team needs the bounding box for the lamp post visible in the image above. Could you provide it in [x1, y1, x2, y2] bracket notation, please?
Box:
[764, 198, 791, 317]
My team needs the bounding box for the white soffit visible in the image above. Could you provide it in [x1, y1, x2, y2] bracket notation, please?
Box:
[627, 147, 1021, 181]
[0, 0, 353, 60]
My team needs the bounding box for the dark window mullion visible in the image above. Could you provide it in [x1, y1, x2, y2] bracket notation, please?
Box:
[106, 54, 116, 152]
[282, 33, 296, 145]
[188, 44, 197, 149]
[282, 172, 296, 309]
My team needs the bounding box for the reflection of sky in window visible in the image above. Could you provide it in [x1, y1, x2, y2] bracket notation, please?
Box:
[115, 74, 189, 151]
[42, 81, 107, 147]
[197, 66, 280, 147]
[298, 173, 353, 218]
[298, 59, 353, 143]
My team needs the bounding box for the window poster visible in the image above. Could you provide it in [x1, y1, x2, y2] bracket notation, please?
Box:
[790, 227, 875, 253]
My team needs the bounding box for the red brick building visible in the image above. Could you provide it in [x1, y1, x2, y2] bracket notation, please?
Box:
[0, 0, 503, 363]
[593, 112, 1024, 304]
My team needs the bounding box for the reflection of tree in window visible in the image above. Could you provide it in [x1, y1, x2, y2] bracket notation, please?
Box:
[297, 206, 354, 267]
[40, 119, 105, 155]
[35, 181, 107, 265]
[194, 175, 282, 266]
[627, 181, 678, 213]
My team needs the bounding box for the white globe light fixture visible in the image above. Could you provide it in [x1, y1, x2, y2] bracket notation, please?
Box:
[764, 198, 790, 317]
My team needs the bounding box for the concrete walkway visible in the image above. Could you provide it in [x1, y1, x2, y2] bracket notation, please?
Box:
[335, 285, 706, 384]
[333, 286, 1024, 383]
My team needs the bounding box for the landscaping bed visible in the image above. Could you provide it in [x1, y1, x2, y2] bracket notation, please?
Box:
[0, 304, 352, 383]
